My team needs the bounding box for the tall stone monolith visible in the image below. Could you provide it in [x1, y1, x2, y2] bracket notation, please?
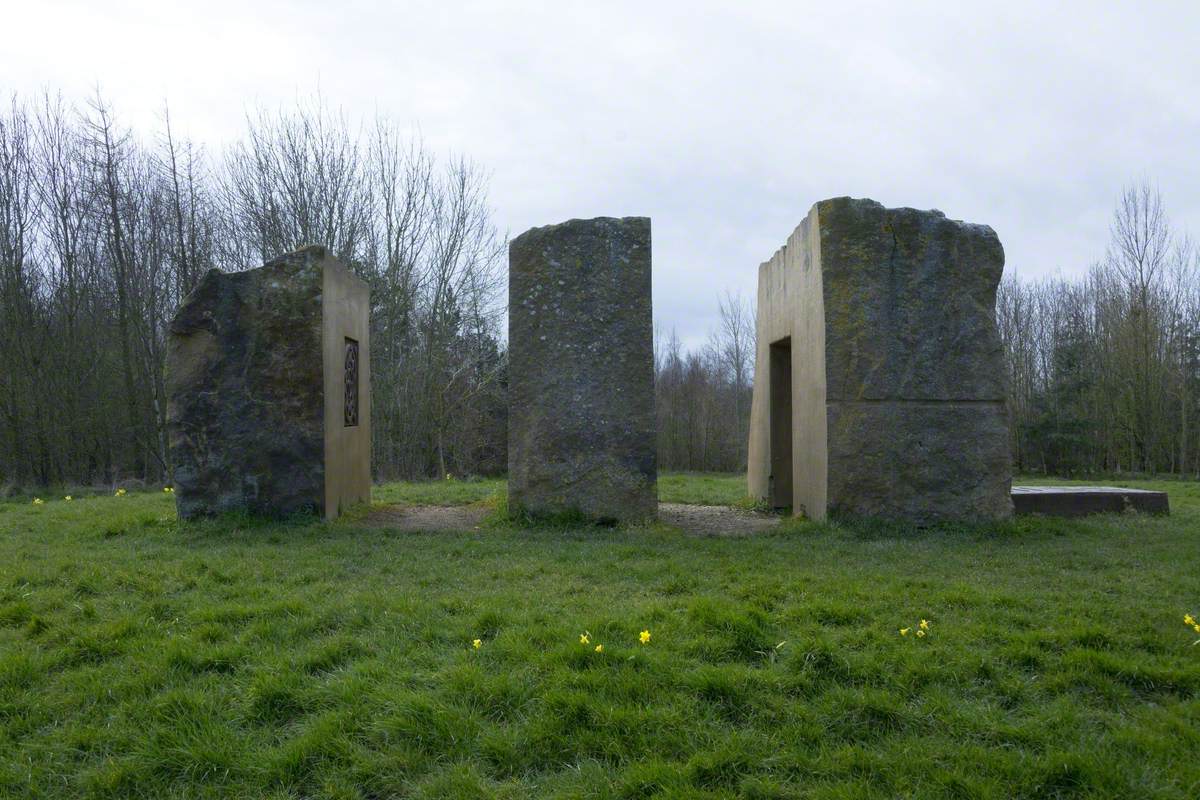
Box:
[508, 217, 657, 523]
[167, 245, 371, 520]
[747, 198, 1012, 523]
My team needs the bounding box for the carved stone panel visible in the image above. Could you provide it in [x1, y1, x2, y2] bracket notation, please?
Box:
[344, 338, 359, 427]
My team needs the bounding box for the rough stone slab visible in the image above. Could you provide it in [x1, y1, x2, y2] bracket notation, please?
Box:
[827, 402, 1013, 522]
[1011, 486, 1169, 516]
[507, 217, 656, 523]
[819, 198, 1008, 402]
[167, 245, 370, 519]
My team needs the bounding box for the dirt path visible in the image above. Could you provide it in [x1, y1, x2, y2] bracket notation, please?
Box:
[363, 502, 780, 536]
[361, 504, 490, 532]
[657, 503, 781, 536]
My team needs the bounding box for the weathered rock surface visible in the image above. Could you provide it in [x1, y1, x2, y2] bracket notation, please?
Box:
[819, 199, 1008, 403]
[167, 245, 370, 519]
[508, 217, 657, 523]
[825, 401, 1013, 520]
[748, 197, 1012, 523]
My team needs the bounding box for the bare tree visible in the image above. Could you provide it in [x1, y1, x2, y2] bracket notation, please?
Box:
[0, 90, 512, 489]
[0, 95, 38, 482]
[655, 293, 757, 473]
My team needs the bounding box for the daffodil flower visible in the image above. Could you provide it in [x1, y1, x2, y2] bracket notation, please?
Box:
[917, 629, 926, 638]
[594, 644, 603, 653]
[639, 630, 651, 644]
[32, 498, 44, 505]
[579, 633, 590, 645]
[899, 628, 910, 636]
[919, 619, 930, 631]
[1186, 614, 1196, 627]
[472, 638, 482, 649]
[64, 496, 72, 501]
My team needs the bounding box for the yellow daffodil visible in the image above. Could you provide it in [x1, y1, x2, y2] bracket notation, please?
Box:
[594, 644, 603, 653]
[899, 627, 910, 636]
[64, 495, 72, 501]
[1186, 614, 1196, 627]
[472, 638, 482, 649]
[114, 488, 126, 497]
[32, 498, 44, 505]
[917, 629, 926, 638]
[579, 633, 590, 645]
[919, 619, 930, 630]
[639, 629, 651, 644]
[1194, 624, 1200, 635]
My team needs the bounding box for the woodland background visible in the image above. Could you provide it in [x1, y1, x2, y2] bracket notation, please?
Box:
[1, 94, 1197, 488]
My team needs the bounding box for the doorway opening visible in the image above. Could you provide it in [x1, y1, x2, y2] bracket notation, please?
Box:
[769, 337, 792, 510]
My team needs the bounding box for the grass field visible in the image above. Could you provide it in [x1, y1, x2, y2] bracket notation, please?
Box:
[1, 473, 1198, 798]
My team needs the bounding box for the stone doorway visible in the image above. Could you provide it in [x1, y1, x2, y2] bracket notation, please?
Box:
[769, 337, 792, 510]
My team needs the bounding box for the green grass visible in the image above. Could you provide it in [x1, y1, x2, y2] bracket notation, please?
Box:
[0, 474, 1198, 798]
[372, 476, 506, 506]
[656, 472, 754, 507]
[369, 472, 749, 508]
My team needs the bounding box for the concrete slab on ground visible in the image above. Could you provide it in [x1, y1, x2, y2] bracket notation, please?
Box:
[1011, 486, 1169, 517]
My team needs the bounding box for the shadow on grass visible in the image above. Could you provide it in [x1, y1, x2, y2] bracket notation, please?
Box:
[172, 508, 336, 546]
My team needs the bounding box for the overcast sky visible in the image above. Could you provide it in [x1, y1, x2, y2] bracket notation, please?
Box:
[4, 1, 1198, 347]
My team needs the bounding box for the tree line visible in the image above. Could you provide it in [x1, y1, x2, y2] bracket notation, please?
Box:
[2, 90, 1197, 488]
[0, 91, 506, 488]
[998, 182, 1200, 476]
[654, 292, 754, 473]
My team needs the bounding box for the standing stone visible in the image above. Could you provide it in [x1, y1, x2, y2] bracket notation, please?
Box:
[508, 217, 657, 523]
[167, 245, 371, 520]
[747, 198, 1012, 522]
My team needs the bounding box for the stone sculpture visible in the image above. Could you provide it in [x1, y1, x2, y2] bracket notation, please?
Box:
[747, 198, 1012, 522]
[508, 217, 657, 523]
[167, 245, 370, 520]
